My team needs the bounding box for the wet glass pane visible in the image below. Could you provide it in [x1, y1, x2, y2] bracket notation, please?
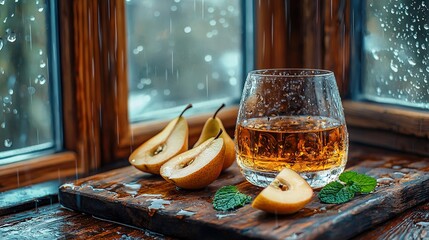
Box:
[0, 0, 58, 163]
[126, 0, 245, 122]
[363, 0, 429, 109]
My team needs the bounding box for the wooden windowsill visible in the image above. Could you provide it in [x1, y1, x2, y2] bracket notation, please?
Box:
[0, 151, 81, 192]
[344, 100, 429, 156]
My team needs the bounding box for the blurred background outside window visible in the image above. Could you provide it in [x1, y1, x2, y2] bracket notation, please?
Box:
[125, 0, 247, 122]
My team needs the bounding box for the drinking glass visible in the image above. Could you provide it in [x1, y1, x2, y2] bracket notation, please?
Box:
[235, 69, 348, 188]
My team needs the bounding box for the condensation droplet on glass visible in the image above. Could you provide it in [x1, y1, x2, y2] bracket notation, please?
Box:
[170, 5, 177, 12]
[0, 0, 4, 5]
[13, 109, 17, 114]
[0, 122, 5, 128]
[184, 26, 191, 33]
[424, 24, 429, 30]
[4, 139, 12, 148]
[40, 60, 46, 68]
[39, 49, 43, 55]
[163, 89, 171, 96]
[38, 7, 44, 12]
[8, 89, 13, 95]
[28, 86, 36, 95]
[0, 38, 3, 51]
[29, 16, 35, 21]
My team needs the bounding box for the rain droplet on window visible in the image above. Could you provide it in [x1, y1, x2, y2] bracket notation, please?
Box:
[390, 60, 399, 72]
[408, 57, 416, 66]
[35, 74, 46, 84]
[229, 77, 237, 86]
[7, 31, 17, 42]
[28, 86, 36, 95]
[4, 139, 12, 148]
[184, 26, 192, 33]
[197, 83, 205, 90]
[3, 96, 11, 104]
[40, 60, 46, 68]
[204, 55, 212, 62]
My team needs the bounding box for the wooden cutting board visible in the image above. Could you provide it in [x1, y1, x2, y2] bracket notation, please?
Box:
[59, 153, 429, 240]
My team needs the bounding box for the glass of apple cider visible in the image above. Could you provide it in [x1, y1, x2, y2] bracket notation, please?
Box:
[235, 69, 348, 188]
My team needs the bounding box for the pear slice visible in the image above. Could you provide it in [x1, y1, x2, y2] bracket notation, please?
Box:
[252, 168, 313, 214]
[193, 103, 235, 171]
[129, 104, 192, 175]
[160, 130, 225, 189]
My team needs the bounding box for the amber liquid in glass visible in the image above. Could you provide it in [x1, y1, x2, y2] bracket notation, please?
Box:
[235, 116, 348, 174]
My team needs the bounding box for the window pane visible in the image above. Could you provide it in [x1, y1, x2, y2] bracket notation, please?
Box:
[0, 0, 60, 163]
[126, 0, 245, 122]
[363, 0, 429, 109]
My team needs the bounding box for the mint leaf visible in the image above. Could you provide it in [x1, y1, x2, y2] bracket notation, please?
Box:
[318, 181, 355, 204]
[339, 171, 358, 184]
[350, 173, 377, 193]
[319, 171, 377, 204]
[213, 186, 252, 211]
[339, 171, 377, 193]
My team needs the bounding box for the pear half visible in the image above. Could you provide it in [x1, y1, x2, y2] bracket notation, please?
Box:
[252, 168, 313, 214]
[160, 132, 225, 189]
[193, 103, 235, 171]
[129, 104, 192, 175]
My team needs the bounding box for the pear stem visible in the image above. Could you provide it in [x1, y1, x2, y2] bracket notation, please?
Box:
[215, 129, 223, 139]
[213, 103, 225, 119]
[179, 103, 193, 117]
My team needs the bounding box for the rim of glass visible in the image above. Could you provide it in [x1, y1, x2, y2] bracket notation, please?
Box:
[248, 68, 334, 78]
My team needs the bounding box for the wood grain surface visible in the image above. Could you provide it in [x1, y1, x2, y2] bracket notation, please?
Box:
[0, 204, 168, 240]
[59, 153, 429, 240]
